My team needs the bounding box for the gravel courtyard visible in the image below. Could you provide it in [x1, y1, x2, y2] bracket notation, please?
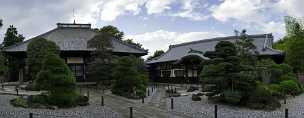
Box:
[166, 87, 304, 118]
[0, 95, 123, 118]
[1, 85, 304, 118]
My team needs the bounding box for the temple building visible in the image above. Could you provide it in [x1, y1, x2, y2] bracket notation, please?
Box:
[146, 34, 284, 83]
[3, 23, 147, 82]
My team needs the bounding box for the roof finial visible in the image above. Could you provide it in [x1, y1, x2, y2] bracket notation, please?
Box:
[73, 8, 76, 24]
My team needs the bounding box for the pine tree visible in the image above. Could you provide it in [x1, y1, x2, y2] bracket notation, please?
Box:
[2, 25, 24, 81]
[36, 53, 78, 107]
[27, 38, 60, 80]
[87, 32, 113, 82]
[3, 25, 24, 47]
[235, 30, 258, 66]
[112, 56, 147, 98]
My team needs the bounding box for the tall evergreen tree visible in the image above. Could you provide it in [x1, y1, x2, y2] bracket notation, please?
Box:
[27, 38, 60, 80]
[36, 53, 78, 107]
[235, 30, 258, 66]
[201, 41, 256, 104]
[87, 32, 113, 82]
[112, 56, 147, 98]
[3, 25, 24, 47]
[2, 25, 24, 81]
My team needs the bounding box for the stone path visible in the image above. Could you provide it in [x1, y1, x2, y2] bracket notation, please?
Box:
[88, 86, 193, 118]
[0, 87, 44, 96]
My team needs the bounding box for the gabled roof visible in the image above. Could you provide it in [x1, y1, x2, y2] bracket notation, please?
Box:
[3, 23, 148, 55]
[147, 34, 283, 64]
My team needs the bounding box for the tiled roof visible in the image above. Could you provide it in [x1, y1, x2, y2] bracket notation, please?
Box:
[147, 34, 283, 64]
[3, 23, 148, 55]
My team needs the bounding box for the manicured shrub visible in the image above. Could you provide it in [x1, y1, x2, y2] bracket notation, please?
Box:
[268, 84, 283, 97]
[279, 80, 302, 96]
[47, 92, 80, 107]
[247, 83, 280, 110]
[27, 38, 60, 81]
[36, 54, 80, 107]
[10, 97, 28, 108]
[28, 95, 48, 105]
[223, 90, 242, 105]
[112, 56, 147, 98]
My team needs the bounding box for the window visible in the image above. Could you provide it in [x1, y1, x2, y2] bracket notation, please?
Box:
[69, 64, 84, 81]
[160, 70, 171, 77]
[174, 69, 185, 77]
[188, 69, 198, 77]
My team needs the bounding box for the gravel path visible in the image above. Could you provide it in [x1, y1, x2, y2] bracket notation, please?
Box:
[166, 93, 304, 118]
[0, 95, 122, 118]
[2, 85, 304, 118]
[88, 87, 193, 118]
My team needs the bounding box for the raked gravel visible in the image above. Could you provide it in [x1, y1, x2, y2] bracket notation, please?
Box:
[166, 94, 304, 118]
[0, 95, 123, 118]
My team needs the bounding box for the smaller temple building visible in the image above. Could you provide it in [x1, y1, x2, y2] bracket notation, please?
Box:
[3, 23, 147, 82]
[146, 34, 284, 83]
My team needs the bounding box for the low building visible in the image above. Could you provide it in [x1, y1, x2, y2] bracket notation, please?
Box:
[146, 34, 284, 83]
[3, 23, 147, 82]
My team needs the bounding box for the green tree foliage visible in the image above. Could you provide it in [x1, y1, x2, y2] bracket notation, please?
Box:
[97, 25, 124, 40]
[27, 38, 60, 80]
[201, 41, 250, 97]
[235, 30, 258, 66]
[279, 80, 302, 96]
[36, 53, 78, 107]
[284, 16, 304, 37]
[273, 37, 292, 52]
[3, 25, 24, 47]
[273, 16, 301, 52]
[286, 37, 304, 72]
[97, 25, 143, 49]
[147, 50, 165, 60]
[2, 25, 24, 81]
[124, 39, 143, 48]
[273, 16, 304, 73]
[112, 56, 147, 98]
[87, 32, 113, 82]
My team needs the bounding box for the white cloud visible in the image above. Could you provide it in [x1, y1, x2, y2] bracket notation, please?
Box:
[211, 0, 267, 23]
[210, 0, 287, 40]
[97, 0, 146, 21]
[276, 0, 304, 17]
[145, 0, 175, 14]
[126, 30, 226, 56]
[171, 0, 210, 20]
[262, 21, 286, 38]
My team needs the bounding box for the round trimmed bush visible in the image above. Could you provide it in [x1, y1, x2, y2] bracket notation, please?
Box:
[36, 54, 80, 107]
[279, 80, 302, 96]
[247, 82, 280, 110]
[268, 84, 283, 97]
[223, 90, 242, 105]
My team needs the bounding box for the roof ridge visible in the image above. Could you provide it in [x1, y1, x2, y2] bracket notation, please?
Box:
[170, 33, 273, 48]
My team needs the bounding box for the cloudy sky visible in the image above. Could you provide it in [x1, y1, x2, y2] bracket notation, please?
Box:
[0, 0, 303, 56]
